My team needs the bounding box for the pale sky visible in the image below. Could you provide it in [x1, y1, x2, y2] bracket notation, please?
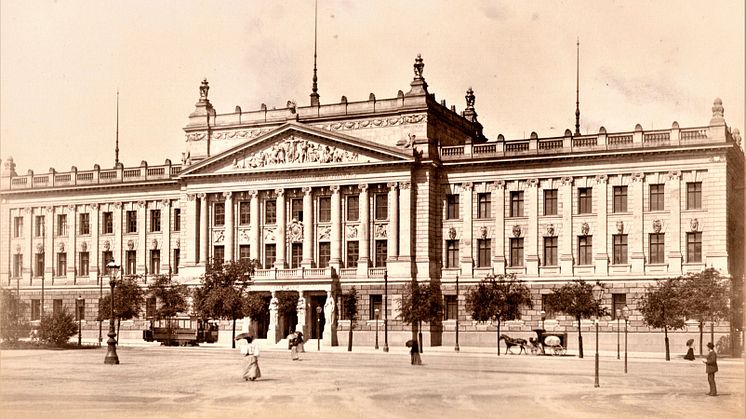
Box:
[1, 0, 744, 173]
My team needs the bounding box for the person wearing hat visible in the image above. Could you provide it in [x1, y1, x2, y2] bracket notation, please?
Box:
[702, 342, 718, 396]
[238, 335, 261, 381]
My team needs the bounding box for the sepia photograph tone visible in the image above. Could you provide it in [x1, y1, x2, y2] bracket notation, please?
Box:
[1, 1, 744, 418]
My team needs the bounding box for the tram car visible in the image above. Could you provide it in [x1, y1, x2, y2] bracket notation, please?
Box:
[143, 315, 219, 346]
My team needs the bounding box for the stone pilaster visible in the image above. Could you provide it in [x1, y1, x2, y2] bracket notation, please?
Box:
[137, 200, 147, 274]
[23, 208, 33, 281]
[301, 186, 314, 268]
[398, 181, 412, 264]
[594, 175, 609, 274]
[526, 179, 539, 275]
[249, 190, 259, 261]
[559, 177, 574, 274]
[460, 182, 474, 276]
[67, 204, 76, 280]
[223, 192, 234, 261]
[492, 180, 506, 273]
[113, 202, 123, 270]
[185, 194, 197, 266]
[387, 182, 399, 261]
[198, 194, 208, 265]
[666, 171, 682, 273]
[357, 184, 370, 276]
[630, 173, 645, 273]
[44, 206, 54, 281]
[275, 188, 286, 268]
[160, 199, 171, 273]
[330, 185, 342, 269]
[90, 203, 99, 279]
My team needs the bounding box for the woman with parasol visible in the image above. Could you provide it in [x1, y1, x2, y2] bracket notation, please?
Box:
[406, 339, 422, 365]
[684, 338, 695, 361]
[235, 333, 261, 381]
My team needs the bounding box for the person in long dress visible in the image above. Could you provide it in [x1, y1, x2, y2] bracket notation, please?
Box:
[288, 332, 300, 361]
[684, 338, 695, 361]
[408, 339, 422, 365]
[240, 336, 261, 381]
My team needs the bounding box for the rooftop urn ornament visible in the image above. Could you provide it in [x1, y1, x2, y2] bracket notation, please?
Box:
[199, 78, 209, 100]
[712, 98, 724, 118]
[413, 54, 424, 79]
[465, 87, 475, 109]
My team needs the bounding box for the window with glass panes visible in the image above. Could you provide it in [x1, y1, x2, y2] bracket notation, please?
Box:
[375, 240, 387, 267]
[53, 299, 62, 316]
[477, 239, 491, 267]
[291, 243, 302, 268]
[649, 184, 664, 211]
[578, 236, 593, 265]
[375, 194, 388, 220]
[79, 252, 89, 276]
[13, 254, 22, 277]
[264, 244, 276, 268]
[56, 252, 66, 276]
[214, 203, 225, 226]
[13, 217, 22, 237]
[346, 241, 359, 268]
[444, 295, 458, 320]
[35, 215, 45, 237]
[291, 199, 303, 221]
[79, 213, 90, 235]
[477, 193, 491, 218]
[446, 194, 459, 219]
[544, 189, 558, 215]
[318, 197, 331, 222]
[239, 245, 250, 261]
[612, 294, 627, 320]
[613, 186, 628, 213]
[445, 240, 459, 268]
[31, 299, 41, 321]
[126, 250, 136, 275]
[76, 299, 85, 320]
[173, 208, 181, 231]
[318, 242, 330, 268]
[102, 251, 113, 274]
[239, 202, 250, 225]
[687, 232, 702, 262]
[146, 297, 156, 319]
[149, 210, 161, 232]
[150, 249, 160, 274]
[510, 191, 524, 217]
[265, 200, 276, 224]
[213, 246, 224, 265]
[687, 182, 702, 209]
[346, 195, 359, 221]
[541, 294, 555, 318]
[543, 237, 557, 266]
[613, 234, 628, 264]
[369, 295, 382, 320]
[649, 233, 665, 263]
[102, 212, 113, 234]
[57, 214, 67, 236]
[578, 188, 592, 214]
[35, 253, 44, 277]
[510, 238, 523, 266]
[173, 249, 180, 274]
[126, 211, 137, 233]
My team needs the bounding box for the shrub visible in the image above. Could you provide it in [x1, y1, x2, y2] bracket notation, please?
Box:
[0, 289, 31, 344]
[36, 309, 79, 347]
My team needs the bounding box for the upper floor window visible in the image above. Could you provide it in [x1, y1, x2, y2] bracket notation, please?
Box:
[102, 212, 113, 234]
[318, 197, 331, 223]
[544, 189, 558, 216]
[57, 214, 68, 236]
[214, 203, 225, 226]
[126, 210, 137, 233]
[265, 200, 277, 224]
[687, 232, 702, 263]
[510, 191, 524, 217]
[578, 235, 593, 265]
[613, 234, 628, 265]
[510, 238, 523, 267]
[239, 202, 250, 225]
[375, 194, 388, 220]
[346, 241, 359, 268]
[445, 240, 459, 268]
[613, 186, 628, 213]
[543, 236, 557, 266]
[346, 196, 359, 221]
[686, 182, 702, 210]
[649, 233, 665, 264]
[578, 188, 592, 214]
[375, 240, 388, 267]
[13, 216, 23, 238]
[35, 215, 45, 237]
[477, 193, 491, 219]
[79, 213, 90, 235]
[150, 210, 161, 232]
[291, 198, 303, 222]
[173, 208, 181, 231]
[446, 194, 459, 220]
[649, 184, 664, 211]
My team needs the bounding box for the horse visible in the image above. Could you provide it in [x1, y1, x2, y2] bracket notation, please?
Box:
[499, 334, 528, 355]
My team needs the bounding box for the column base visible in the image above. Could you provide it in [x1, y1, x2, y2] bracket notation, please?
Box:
[356, 258, 371, 278]
[491, 256, 506, 275]
[459, 258, 474, 278]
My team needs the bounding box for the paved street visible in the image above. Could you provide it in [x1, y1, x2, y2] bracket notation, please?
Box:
[1, 343, 743, 419]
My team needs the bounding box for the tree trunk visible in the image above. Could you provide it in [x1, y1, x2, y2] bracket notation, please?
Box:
[699, 322, 703, 356]
[116, 318, 121, 344]
[232, 317, 236, 349]
[497, 320, 501, 356]
[710, 320, 715, 349]
[347, 325, 353, 352]
[577, 317, 584, 358]
[664, 326, 670, 361]
[418, 321, 423, 353]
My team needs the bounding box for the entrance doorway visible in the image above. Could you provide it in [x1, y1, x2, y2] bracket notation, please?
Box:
[309, 295, 327, 339]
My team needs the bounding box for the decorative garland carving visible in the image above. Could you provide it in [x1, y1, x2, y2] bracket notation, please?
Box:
[318, 114, 427, 132]
[288, 219, 303, 242]
[345, 225, 359, 239]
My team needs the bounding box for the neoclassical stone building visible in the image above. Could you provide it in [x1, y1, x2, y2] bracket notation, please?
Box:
[1, 56, 743, 350]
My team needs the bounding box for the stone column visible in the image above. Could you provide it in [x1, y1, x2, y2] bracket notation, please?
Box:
[398, 181, 412, 264]
[44, 206, 54, 281]
[630, 173, 645, 273]
[67, 204, 77, 281]
[594, 175, 609, 274]
[160, 199, 171, 273]
[275, 188, 286, 268]
[185, 194, 197, 266]
[113, 202, 123, 270]
[137, 200, 147, 274]
[198, 194, 208, 265]
[559, 177, 574, 274]
[460, 182, 474, 276]
[387, 182, 399, 261]
[330, 185, 342, 269]
[357, 184, 370, 277]
[666, 171, 683, 273]
[295, 294, 306, 338]
[249, 190, 260, 262]
[492, 181, 506, 273]
[90, 203, 99, 280]
[223, 192, 234, 261]
[23, 208, 33, 281]
[526, 179, 540, 275]
[302, 186, 314, 268]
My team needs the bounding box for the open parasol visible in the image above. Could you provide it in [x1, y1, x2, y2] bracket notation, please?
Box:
[234, 332, 253, 341]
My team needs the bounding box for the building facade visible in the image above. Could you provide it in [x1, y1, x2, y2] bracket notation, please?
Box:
[1, 56, 743, 350]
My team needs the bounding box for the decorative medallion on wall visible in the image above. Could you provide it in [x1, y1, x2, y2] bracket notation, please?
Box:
[545, 224, 555, 236]
[80, 242, 88, 252]
[318, 226, 331, 241]
[375, 224, 387, 239]
[581, 222, 590, 236]
[560, 176, 573, 186]
[479, 226, 488, 239]
[151, 239, 158, 249]
[239, 229, 250, 242]
[67, 204, 76, 212]
[616, 221, 624, 233]
[288, 219, 303, 242]
[494, 180, 506, 190]
[127, 240, 135, 250]
[137, 200, 146, 208]
[632, 172, 645, 183]
[175, 238, 180, 249]
[690, 218, 699, 232]
[103, 240, 110, 251]
[345, 226, 358, 239]
[15, 244, 21, 254]
[214, 230, 225, 243]
[90, 203, 99, 210]
[527, 178, 539, 188]
[57, 242, 65, 252]
[595, 174, 608, 184]
[36, 243, 44, 254]
[448, 227, 457, 240]
[264, 228, 276, 242]
[652, 219, 662, 233]
[512, 225, 522, 237]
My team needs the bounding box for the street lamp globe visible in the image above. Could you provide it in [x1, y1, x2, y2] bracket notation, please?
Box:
[315, 306, 322, 351]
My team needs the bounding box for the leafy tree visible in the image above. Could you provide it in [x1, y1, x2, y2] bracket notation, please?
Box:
[147, 274, 189, 346]
[243, 292, 271, 338]
[340, 287, 359, 351]
[97, 275, 145, 340]
[275, 290, 299, 338]
[0, 289, 30, 344]
[544, 280, 608, 358]
[464, 273, 533, 356]
[193, 259, 255, 348]
[638, 278, 687, 360]
[36, 309, 78, 346]
[681, 268, 730, 356]
[398, 280, 444, 353]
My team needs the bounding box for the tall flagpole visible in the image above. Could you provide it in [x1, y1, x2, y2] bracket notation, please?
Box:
[115, 90, 120, 166]
[574, 38, 580, 136]
[310, 0, 320, 106]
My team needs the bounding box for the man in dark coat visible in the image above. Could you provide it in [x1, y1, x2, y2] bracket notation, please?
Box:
[703, 342, 718, 396]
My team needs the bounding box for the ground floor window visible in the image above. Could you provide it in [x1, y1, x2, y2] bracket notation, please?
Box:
[264, 244, 276, 268]
[369, 294, 382, 320]
[612, 294, 627, 320]
[477, 239, 491, 267]
[53, 299, 62, 316]
[31, 299, 40, 321]
[213, 246, 224, 265]
[444, 295, 457, 320]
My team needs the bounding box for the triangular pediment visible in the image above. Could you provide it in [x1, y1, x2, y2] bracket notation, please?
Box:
[180, 122, 414, 176]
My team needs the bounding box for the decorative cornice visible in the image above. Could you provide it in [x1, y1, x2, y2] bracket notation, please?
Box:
[386, 181, 398, 189]
[527, 178, 539, 188]
[632, 172, 645, 183]
[329, 185, 340, 193]
[358, 183, 368, 192]
[560, 176, 573, 186]
[461, 182, 473, 191]
[222, 191, 233, 199]
[161, 199, 171, 207]
[137, 200, 147, 208]
[666, 170, 682, 181]
[399, 181, 411, 190]
[274, 188, 285, 196]
[594, 174, 608, 184]
[494, 180, 506, 190]
[302, 186, 313, 195]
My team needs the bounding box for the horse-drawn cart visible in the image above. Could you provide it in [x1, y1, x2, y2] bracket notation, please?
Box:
[528, 329, 567, 355]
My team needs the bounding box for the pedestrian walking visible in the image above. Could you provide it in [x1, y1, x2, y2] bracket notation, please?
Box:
[296, 331, 305, 353]
[684, 338, 695, 361]
[237, 334, 261, 382]
[288, 332, 301, 361]
[406, 339, 422, 365]
[703, 342, 718, 396]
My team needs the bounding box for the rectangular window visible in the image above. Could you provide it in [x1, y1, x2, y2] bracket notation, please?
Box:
[102, 251, 114, 274]
[150, 210, 161, 232]
[13, 254, 23, 278]
[146, 297, 157, 319]
[213, 246, 224, 265]
[613, 234, 628, 264]
[126, 250, 136, 275]
[649, 184, 665, 211]
[375, 240, 388, 267]
[510, 238, 524, 267]
[79, 252, 89, 276]
[57, 214, 67, 236]
[649, 233, 665, 264]
[76, 299, 85, 321]
[291, 243, 302, 268]
[543, 237, 557, 266]
[445, 240, 459, 268]
[31, 299, 41, 321]
[291, 199, 303, 222]
[318, 197, 331, 222]
[346, 196, 359, 221]
[687, 182, 702, 209]
[264, 244, 276, 268]
[346, 241, 359, 268]
[239, 202, 250, 225]
[79, 213, 90, 235]
[318, 242, 330, 268]
[510, 191, 524, 217]
[56, 252, 67, 276]
[265, 200, 277, 224]
[578, 236, 593, 265]
[446, 194, 460, 220]
[35, 253, 45, 277]
[375, 194, 388, 220]
[53, 299, 63, 316]
[35, 215, 45, 237]
[477, 239, 491, 267]
[444, 295, 458, 320]
[126, 211, 137, 233]
[102, 212, 113, 234]
[544, 189, 558, 216]
[173, 208, 181, 231]
[687, 232, 702, 263]
[369, 295, 382, 320]
[541, 295, 556, 318]
[13, 216, 23, 238]
[613, 186, 628, 213]
[150, 249, 160, 274]
[578, 188, 592, 214]
[612, 294, 627, 320]
[477, 193, 491, 219]
[214, 203, 225, 226]
[173, 249, 180, 274]
[239, 245, 250, 262]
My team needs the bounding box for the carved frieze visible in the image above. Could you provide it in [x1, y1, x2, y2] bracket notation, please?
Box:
[230, 135, 360, 169]
[319, 226, 331, 241]
[345, 225, 359, 239]
[375, 224, 387, 239]
[288, 219, 303, 242]
[209, 128, 272, 141]
[264, 228, 276, 242]
[318, 114, 427, 132]
[213, 230, 225, 244]
[238, 229, 250, 242]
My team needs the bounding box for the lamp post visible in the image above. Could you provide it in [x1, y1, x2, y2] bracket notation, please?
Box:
[316, 306, 322, 351]
[592, 284, 604, 388]
[76, 295, 84, 346]
[383, 270, 389, 352]
[104, 261, 120, 365]
[98, 273, 103, 347]
[455, 274, 460, 352]
[374, 308, 380, 350]
[594, 316, 600, 388]
[493, 315, 499, 356]
[616, 308, 621, 360]
[622, 305, 630, 374]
